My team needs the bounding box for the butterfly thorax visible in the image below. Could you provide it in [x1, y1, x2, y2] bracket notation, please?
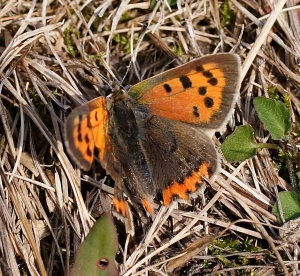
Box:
[111, 87, 128, 100]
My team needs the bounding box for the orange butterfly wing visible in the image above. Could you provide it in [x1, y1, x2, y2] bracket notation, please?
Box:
[65, 97, 109, 171]
[129, 54, 241, 128]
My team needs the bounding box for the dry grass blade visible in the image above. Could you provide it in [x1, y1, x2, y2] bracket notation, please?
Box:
[0, 167, 47, 275]
[166, 235, 214, 271]
[0, 0, 299, 275]
[239, 0, 287, 79]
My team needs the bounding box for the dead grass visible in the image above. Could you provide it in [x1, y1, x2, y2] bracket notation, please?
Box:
[0, 0, 299, 275]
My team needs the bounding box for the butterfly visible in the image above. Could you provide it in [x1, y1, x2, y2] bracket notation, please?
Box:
[65, 53, 242, 217]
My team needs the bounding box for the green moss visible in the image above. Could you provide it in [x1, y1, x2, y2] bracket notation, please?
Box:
[221, 0, 235, 27]
[173, 43, 184, 56]
[114, 33, 138, 54]
[64, 27, 77, 57]
[208, 237, 260, 271]
[268, 87, 290, 108]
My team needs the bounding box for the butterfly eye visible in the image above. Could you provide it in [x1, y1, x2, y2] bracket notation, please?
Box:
[97, 257, 110, 270]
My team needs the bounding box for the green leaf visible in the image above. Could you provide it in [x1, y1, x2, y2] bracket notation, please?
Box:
[221, 125, 259, 162]
[71, 215, 118, 276]
[254, 97, 291, 140]
[272, 191, 300, 224]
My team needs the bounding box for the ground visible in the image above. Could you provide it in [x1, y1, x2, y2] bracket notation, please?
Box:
[0, 0, 299, 275]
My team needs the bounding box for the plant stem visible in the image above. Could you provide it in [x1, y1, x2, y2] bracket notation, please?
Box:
[256, 143, 279, 150]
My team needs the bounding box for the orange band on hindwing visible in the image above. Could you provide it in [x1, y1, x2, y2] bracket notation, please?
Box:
[141, 199, 154, 214]
[163, 162, 212, 206]
[113, 197, 127, 217]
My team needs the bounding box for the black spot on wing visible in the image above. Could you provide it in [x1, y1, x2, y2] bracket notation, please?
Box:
[77, 121, 82, 142]
[85, 133, 90, 143]
[86, 146, 92, 157]
[199, 87, 207, 95]
[208, 78, 218, 86]
[163, 83, 172, 93]
[196, 65, 204, 72]
[193, 106, 200, 117]
[205, 97, 214, 108]
[78, 132, 83, 142]
[197, 69, 218, 86]
[87, 114, 92, 128]
[180, 76, 192, 89]
[203, 71, 213, 78]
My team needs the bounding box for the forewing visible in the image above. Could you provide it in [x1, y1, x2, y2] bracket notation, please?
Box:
[129, 54, 241, 129]
[65, 97, 109, 170]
